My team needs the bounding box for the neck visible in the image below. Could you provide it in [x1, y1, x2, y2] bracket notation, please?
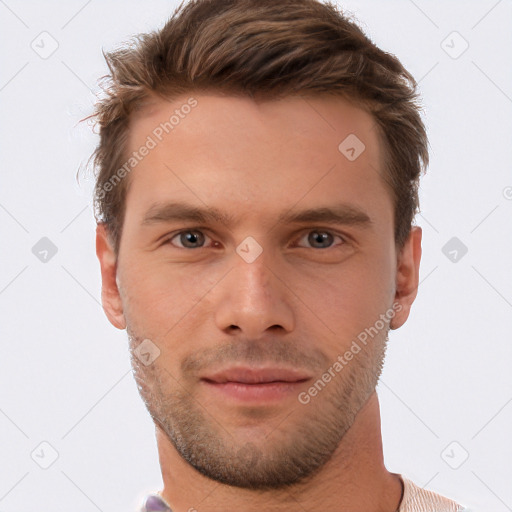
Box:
[155, 391, 403, 512]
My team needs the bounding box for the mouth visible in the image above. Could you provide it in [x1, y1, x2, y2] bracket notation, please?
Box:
[200, 367, 312, 402]
[201, 366, 312, 384]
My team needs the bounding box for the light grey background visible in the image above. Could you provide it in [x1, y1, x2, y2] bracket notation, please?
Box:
[1, 0, 511, 510]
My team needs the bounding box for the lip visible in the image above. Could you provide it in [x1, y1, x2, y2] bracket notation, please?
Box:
[201, 367, 312, 384]
[200, 367, 312, 403]
[202, 380, 307, 402]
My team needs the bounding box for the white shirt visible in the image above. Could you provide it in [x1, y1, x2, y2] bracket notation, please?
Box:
[398, 474, 469, 511]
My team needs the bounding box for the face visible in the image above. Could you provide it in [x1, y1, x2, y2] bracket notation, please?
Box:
[97, 92, 421, 490]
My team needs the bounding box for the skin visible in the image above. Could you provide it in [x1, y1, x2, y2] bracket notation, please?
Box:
[96, 92, 422, 511]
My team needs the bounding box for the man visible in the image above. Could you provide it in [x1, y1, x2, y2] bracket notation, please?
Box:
[93, 0, 470, 510]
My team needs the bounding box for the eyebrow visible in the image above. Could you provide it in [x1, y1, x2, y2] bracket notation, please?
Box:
[141, 201, 373, 229]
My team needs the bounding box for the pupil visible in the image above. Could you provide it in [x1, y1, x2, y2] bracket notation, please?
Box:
[183, 231, 203, 247]
[310, 231, 331, 248]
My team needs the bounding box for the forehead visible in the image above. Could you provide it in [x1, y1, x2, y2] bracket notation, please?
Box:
[123, 92, 390, 228]
[130, 92, 381, 153]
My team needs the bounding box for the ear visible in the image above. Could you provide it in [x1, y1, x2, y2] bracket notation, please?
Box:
[96, 223, 126, 330]
[390, 226, 422, 330]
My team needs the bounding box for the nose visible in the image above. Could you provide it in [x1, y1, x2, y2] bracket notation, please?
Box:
[214, 250, 295, 338]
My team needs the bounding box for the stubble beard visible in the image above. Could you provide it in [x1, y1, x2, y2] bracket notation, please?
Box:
[127, 325, 388, 490]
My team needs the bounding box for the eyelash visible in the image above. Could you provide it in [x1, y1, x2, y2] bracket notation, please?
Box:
[162, 228, 347, 250]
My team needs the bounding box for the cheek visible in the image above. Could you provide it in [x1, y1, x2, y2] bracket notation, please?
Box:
[293, 254, 394, 342]
[119, 257, 222, 333]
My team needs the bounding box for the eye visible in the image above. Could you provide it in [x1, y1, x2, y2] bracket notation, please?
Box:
[163, 228, 345, 251]
[166, 229, 212, 249]
[296, 229, 344, 249]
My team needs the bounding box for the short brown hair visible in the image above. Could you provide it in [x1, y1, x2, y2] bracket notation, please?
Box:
[87, 0, 429, 256]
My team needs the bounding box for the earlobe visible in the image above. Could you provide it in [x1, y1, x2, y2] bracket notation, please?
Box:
[96, 223, 126, 330]
[390, 226, 422, 330]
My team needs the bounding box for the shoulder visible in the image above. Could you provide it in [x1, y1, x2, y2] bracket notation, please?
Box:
[398, 475, 470, 512]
